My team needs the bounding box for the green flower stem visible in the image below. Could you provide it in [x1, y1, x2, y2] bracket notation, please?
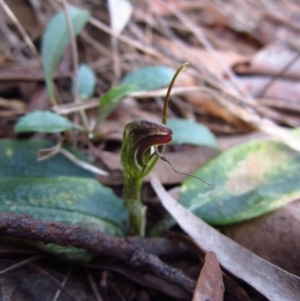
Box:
[123, 175, 145, 236]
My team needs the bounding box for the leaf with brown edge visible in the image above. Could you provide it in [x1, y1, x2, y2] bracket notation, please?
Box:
[192, 251, 224, 301]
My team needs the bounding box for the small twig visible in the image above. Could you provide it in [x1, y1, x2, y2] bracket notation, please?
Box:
[0, 11, 19, 47]
[52, 86, 204, 115]
[80, 30, 111, 56]
[162, 0, 254, 104]
[0, 254, 44, 275]
[52, 265, 72, 301]
[0, 212, 195, 294]
[258, 50, 300, 97]
[110, 37, 121, 85]
[61, 0, 79, 103]
[131, 248, 196, 294]
[0, 0, 38, 56]
[61, 0, 89, 130]
[31, 264, 78, 301]
[86, 271, 104, 301]
[60, 147, 109, 176]
[89, 16, 166, 60]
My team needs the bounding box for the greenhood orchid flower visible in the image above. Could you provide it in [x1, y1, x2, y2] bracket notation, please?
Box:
[121, 119, 172, 180]
[121, 63, 189, 236]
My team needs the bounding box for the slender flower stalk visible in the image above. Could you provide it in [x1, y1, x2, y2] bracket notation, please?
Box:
[121, 63, 189, 236]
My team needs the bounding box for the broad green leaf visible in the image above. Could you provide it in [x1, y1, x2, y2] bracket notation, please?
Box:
[0, 139, 128, 260]
[0, 139, 94, 178]
[167, 118, 219, 148]
[0, 176, 128, 236]
[41, 7, 90, 102]
[121, 66, 175, 91]
[74, 64, 96, 100]
[180, 140, 300, 225]
[15, 111, 82, 133]
[99, 85, 137, 123]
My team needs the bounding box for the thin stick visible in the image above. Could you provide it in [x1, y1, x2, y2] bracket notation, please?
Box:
[110, 37, 121, 85]
[163, 1, 255, 104]
[0, 0, 38, 56]
[52, 265, 72, 301]
[31, 264, 77, 301]
[258, 50, 300, 97]
[61, 0, 79, 103]
[0, 212, 195, 294]
[0, 254, 44, 275]
[89, 16, 165, 60]
[60, 147, 109, 176]
[61, 0, 89, 129]
[86, 271, 104, 301]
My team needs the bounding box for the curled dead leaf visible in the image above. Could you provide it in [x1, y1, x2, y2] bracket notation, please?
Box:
[192, 251, 224, 301]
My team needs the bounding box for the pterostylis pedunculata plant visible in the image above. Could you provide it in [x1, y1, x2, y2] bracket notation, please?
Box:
[121, 62, 190, 236]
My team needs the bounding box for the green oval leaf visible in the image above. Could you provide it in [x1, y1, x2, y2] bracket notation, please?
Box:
[180, 140, 300, 225]
[99, 85, 137, 123]
[0, 176, 128, 236]
[0, 139, 94, 178]
[74, 64, 96, 100]
[121, 66, 175, 91]
[167, 118, 219, 148]
[0, 139, 128, 259]
[15, 111, 82, 133]
[41, 7, 90, 102]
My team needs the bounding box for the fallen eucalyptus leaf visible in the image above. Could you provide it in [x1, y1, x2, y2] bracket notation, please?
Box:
[41, 7, 89, 102]
[180, 140, 300, 225]
[168, 118, 219, 148]
[121, 66, 175, 91]
[15, 111, 83, 133]
[151, 176, 300, 301]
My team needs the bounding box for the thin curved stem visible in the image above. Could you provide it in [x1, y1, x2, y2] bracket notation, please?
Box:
[162, 62, 190, 125]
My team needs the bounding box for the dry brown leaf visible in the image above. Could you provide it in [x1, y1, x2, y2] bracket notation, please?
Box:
[218, 132, 267, 150]
[233, 43, 300, 80]
[192, 251, 224, 301]
[154, 36, 245, 81]
[151, 176, 300, 301]
[149, 0, 198, 16]
[181, 90, 248, 127]
[152, 38, 248, 126]
[236, 76, 300, 103]
[223, 200, 300, 277]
